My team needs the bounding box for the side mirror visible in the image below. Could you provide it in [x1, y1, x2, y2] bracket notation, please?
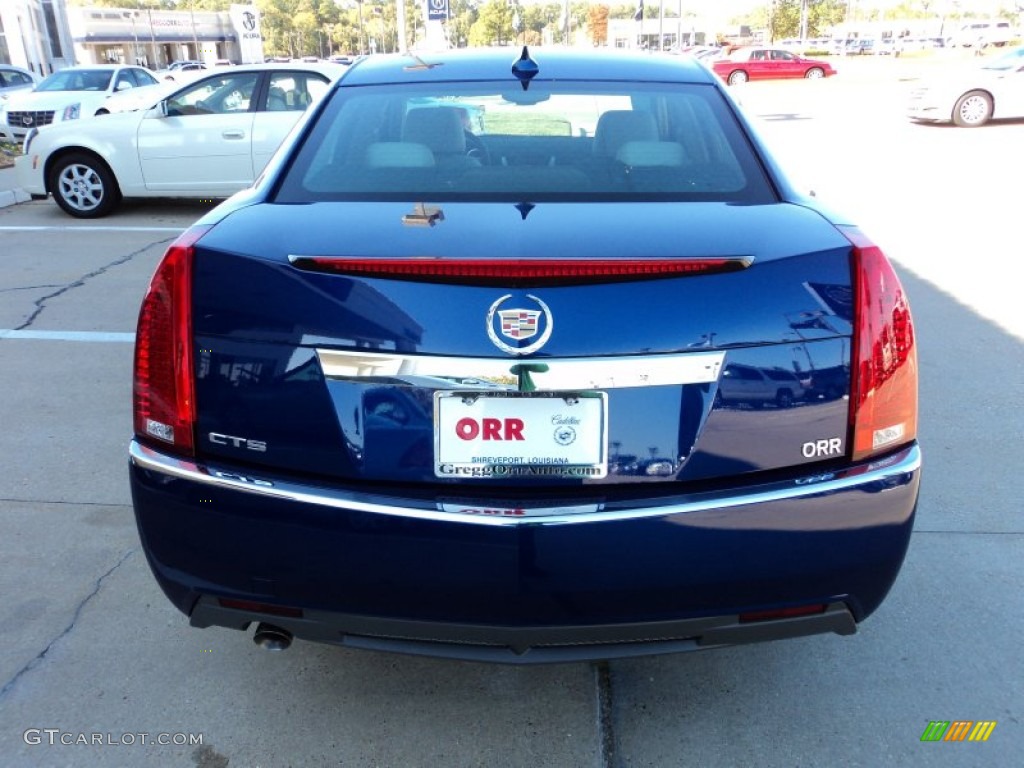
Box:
[116, 81, 133, 92]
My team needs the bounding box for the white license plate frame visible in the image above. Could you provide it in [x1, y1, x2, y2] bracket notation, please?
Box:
[434, 391, 608, 479]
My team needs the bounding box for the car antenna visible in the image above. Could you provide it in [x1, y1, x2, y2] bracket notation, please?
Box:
[511, 46, 539, 91]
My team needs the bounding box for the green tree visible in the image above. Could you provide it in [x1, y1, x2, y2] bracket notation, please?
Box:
[768, 0, 801, 42]
[518, 6, 546, 46]
[468, 0, 515, 47]
[446, 0, 481, 48]
[807, 0, 847, 37]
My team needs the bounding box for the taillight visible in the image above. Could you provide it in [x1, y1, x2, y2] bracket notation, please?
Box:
[132, 225, 211, 456]
[739, 603, 827, 623]
[842, 226, 918, 462]
[288, 255, 752, 286]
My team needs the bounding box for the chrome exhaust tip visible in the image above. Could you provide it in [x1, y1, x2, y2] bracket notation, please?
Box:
[253, 623, 293, 651]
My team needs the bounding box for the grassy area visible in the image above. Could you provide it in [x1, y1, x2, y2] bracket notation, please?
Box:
[0, 140, 21, 169]
[484, 111, 573, 137]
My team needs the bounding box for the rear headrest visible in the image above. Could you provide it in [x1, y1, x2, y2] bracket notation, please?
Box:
[402, 107, 466, 154]
[365, 142, 436, 168]
[593, 111, 659, 157]
[615, 141, 686, 167]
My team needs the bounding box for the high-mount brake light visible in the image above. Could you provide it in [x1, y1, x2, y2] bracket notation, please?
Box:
[842, 226, 918, 462]
[132, 225, 212, 456]
[287, 256, 752, 286]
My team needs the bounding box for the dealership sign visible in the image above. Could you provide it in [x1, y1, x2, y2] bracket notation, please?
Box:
[230, 4, 264, 63]
[427, 0, 449, 22]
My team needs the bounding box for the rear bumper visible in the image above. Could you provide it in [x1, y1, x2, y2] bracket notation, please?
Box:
[191, 597, 857, 664]
[130, 440, 920, 662]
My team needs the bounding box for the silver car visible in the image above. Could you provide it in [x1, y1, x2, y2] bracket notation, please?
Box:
[0, 65, 41, 140]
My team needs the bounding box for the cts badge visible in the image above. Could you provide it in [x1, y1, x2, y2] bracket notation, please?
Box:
[486, 294, 553, 356]
[209, 432, 267, 452]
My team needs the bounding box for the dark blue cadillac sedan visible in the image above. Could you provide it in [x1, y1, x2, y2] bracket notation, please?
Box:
[130, 47, 920, 663]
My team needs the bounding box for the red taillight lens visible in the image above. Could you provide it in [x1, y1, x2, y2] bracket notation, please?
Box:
[842, 226, 918, 462]
[217, 598, 304, 618]
[739, 604, 827, 623]
[288, 256, 752, 286]
[132, 225, 211, 456]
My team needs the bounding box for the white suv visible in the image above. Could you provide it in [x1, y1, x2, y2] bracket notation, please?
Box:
[950, 21, 1015, 48]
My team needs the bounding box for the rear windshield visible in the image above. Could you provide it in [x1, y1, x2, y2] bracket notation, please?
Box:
[275, 80, 774, 204]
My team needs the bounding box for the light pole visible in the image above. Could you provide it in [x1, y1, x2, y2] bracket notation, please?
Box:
[190, 0, 200, 61]
[357, 0, 366, 55]
[141, 1, 158, 68]
[127, 10, 139, 65]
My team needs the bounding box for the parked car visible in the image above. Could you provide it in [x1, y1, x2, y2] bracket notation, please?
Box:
[2, 65, 160, 141]
[948, 21, 1015, 48]
[160, 61, 208, 82]
[777, 38, 829, 55]
[874, 39, 897, 56]
[168, 60, 205, 71]
[0, 64, 40, 105]
[678, 45, 722, 61]
[712, 47, 836, 84]
[127, 47, 920, 663]
[716, 364, 807, 408]
[907, 45, 1024, 126]
[0, 65, 41, 141]
[852, 39, 876, 55]
[17, 62, 345, 217]
[829, 38, 858, 55]
[99, 78, 181, 114]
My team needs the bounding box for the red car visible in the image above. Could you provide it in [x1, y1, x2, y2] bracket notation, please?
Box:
[712, 47, 836, 85]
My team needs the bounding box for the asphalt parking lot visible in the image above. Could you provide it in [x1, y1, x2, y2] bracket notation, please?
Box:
[1, 56, 1022, 767]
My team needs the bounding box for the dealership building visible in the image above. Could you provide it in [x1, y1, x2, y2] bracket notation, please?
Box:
[0, 3, 263, 74]
[0, 0, 75, 76]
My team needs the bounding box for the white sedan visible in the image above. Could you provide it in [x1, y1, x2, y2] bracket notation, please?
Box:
[908, 46, 1024, 126]
[17, 63, 344, 217]
[2, 65, 160, 141]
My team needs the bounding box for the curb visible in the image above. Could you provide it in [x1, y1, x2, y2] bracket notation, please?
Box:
[0, 162, 30, 209]
[0, 186, 30, 209]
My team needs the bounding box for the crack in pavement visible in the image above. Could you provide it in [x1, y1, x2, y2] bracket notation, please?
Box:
[0, 497, 132, 509]
[0, 549, 135, 703]
[0, 284, 65, 294]
[14, 237, 174, 331]
[595, 661, 617, 768]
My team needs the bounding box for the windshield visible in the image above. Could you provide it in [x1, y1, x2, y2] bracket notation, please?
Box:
[36, 69, 114, 92]
[276, 81, 773, 204]
[982, 47, 1024, 71]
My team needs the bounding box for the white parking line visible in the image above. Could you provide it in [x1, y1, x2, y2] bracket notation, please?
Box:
[0, 226, 183, 233]
[0, 330, 135, 342]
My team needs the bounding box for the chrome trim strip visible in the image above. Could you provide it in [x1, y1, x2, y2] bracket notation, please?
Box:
[130, 441, 921, 528]
[315, 349, 726, 391]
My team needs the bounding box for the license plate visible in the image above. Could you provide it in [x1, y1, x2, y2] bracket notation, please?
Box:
[434, 392, 607, 479]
